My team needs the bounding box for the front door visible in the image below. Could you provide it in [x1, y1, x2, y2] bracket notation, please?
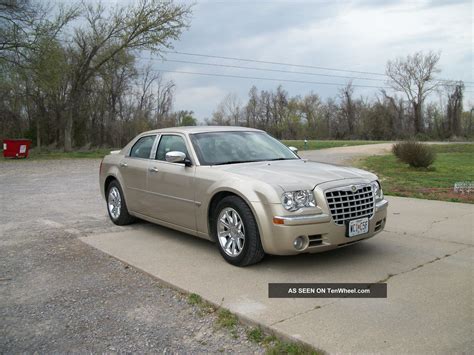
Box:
[144, 134, 197, 231]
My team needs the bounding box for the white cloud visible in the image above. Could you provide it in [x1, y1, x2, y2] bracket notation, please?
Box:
[174, 85, 228, 120]
[165, 0, 473, 117]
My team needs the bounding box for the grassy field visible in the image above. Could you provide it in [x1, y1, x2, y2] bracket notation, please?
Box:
[1, 148, 117, 161]
[2, 140, 383, 160]
[282, 140, 384, 150]
[358, 144, 474, 203]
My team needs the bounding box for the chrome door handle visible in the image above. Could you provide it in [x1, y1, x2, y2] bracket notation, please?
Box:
[148, 167, 159, 173]
[119, 162, 127, 168]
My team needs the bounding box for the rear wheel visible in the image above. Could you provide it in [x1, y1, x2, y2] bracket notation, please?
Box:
[106, 180, 135, 225]
[212, 196, 265, 266]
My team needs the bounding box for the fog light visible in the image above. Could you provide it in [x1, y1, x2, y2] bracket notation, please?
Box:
[293, 236, 306, 250]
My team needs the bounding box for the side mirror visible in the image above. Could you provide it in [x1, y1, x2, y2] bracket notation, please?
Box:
[289, 146, 298, 155]
[165, 151, 186, 163]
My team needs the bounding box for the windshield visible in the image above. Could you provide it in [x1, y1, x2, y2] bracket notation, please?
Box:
[190, 131, 299, 165]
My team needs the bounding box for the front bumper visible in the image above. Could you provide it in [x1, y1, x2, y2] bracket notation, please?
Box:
[254, 199, 388, 255]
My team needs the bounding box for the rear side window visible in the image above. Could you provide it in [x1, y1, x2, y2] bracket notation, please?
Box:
[156, 135, 189, 161]
[129, 135, 156, 159]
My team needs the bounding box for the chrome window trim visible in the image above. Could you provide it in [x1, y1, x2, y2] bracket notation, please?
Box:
[154, 133, 195, 166]
[187, 131, 297, 166]
[126, 134, 159, 160]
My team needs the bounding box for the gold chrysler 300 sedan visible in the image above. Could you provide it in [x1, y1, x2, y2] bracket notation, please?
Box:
[99, 126, 388, 266]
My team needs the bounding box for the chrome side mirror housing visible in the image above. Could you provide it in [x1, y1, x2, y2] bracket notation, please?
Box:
[289, 146, 298, 155]
[165, 151, 187, 163]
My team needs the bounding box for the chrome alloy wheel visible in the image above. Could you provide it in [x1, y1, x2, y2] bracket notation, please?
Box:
[108, 186, 121, 220]
[217, 207, 245, 257]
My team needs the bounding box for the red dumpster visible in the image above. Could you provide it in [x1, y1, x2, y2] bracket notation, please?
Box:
[3, 139, 32, 158]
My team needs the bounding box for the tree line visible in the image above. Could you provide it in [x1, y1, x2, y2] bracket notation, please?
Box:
[1, 1, 472, 152]
[209, 52, 471, 141]
[1, 0, 194, 150]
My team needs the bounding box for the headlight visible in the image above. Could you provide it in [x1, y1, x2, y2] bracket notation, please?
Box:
[281, 190, 316, 211]
[371, 180, 384, 202]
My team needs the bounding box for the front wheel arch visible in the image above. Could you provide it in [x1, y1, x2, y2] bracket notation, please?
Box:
[208, 190, 262, 242]
[211, 194, 265, 266]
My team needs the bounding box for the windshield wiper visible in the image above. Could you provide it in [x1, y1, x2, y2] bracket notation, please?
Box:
[212, 160, 261, 166]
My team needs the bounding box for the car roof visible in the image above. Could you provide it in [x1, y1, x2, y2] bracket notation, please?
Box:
[141, 126, 264, 135]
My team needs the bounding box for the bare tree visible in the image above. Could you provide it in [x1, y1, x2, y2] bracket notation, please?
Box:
[63, 0, 191, 150]
[339, 82, 356, 137]
[155, 75, 175, 126]
[445, 81, 464, 137]
[380, 89, 406, 138]
[245, 86, 259, 127]
[299, 92, 321, 138]
[386, 51, 441, 135]
[211, 93, 242, 126]
[0, 0, 79, 65]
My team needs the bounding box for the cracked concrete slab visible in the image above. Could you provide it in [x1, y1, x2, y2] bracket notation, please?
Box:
[386, 197, 473, 245]
[81, 196, 473, 353]
[273, 247, 473, 354]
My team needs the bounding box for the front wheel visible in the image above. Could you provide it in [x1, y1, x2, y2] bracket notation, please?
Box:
[213, 196, 265, 266]
[106, 180, 135, 225]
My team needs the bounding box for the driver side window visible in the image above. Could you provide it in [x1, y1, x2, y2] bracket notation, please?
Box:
[155, 135, 189, 161]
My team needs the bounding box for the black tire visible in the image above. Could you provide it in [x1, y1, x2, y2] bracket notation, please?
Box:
[212, 195, 265, 266]
[106, 180, 135, 225]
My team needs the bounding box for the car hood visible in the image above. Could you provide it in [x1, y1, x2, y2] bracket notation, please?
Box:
[217, 159, 377, 191]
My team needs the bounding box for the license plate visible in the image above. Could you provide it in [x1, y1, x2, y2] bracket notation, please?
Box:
[347, 217, 369, 237]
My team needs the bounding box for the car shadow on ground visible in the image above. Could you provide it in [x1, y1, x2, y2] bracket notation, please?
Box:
[125, 217, 385, 273]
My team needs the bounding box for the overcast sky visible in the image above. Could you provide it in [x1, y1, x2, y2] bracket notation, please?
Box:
[133, 0, 472, 120]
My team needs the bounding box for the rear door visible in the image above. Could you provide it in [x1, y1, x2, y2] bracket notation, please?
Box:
[118, 134, 158, 214]
[144, 134, 197, 231]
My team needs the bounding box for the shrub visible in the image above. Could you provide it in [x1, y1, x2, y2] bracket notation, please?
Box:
[392, 141, 436, 168]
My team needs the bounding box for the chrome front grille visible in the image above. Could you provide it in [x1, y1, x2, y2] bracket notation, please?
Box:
[325, 184, 375, 225]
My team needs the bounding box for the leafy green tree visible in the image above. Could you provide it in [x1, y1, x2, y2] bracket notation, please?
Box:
[180, 112, 197, 126]
[62, 0, 191, 150]
[0, 0, 78, 65]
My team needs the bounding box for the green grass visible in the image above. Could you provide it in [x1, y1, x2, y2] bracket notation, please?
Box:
[1, 140, 382, 160]
[27, 148, 115, 160]
[262, 335, 321, 355]
[186, 292, 323, 354]
[187, 293, 203, 305]
[281, 140, 384, 151]
[0, 148, 115, 160]
[247, 327, 264, 343]
[216, 309, 238, 329]
[358, 144, 474, 203]
[187, 293, 215, 316]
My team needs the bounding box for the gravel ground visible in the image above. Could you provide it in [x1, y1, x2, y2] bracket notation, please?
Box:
[0, 159, 264, 353]
[298, 143, 394, 165]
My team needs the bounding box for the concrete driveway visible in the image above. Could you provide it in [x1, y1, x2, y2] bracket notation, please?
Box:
[82, 196, 473, 353]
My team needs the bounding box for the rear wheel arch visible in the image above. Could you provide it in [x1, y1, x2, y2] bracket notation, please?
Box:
[105, 179, 135, 225]
[104, 175, 117, 196]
